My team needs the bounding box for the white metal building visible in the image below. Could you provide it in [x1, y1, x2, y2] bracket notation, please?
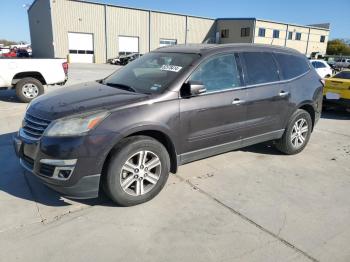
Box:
[28, 0, 330, 63]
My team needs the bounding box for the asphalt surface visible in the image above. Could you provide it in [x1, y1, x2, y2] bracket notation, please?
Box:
[0, 63, 349, 262]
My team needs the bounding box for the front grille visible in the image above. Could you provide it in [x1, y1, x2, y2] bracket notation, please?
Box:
[22, 113, 51, 140]
[22, 155, 34, 170]
[40, 163, 55, 177]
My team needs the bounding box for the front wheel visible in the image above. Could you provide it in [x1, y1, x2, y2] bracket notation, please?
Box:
[15, 77, 44, 103]
[103, 136, 170, 206]
[275, 109, 312, 155]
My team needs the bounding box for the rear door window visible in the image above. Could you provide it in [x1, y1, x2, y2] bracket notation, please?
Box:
[241, 52, 279, 85]
[274, 53, 310, 79]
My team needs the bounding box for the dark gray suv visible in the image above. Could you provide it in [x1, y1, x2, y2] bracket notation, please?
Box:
[14, 44, 323, 206]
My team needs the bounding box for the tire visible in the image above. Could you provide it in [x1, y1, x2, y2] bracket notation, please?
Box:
[15, 77, 44, 103]
[275, 109, 312, 155]
[103, 136, 170, 206]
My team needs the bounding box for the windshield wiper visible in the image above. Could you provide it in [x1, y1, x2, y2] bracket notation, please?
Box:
[103, 82, 137, 93]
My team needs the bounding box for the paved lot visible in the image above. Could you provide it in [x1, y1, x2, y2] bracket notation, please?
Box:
[1, 64, 350, 262]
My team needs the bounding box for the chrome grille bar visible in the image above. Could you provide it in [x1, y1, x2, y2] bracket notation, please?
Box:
[22, 113, 51, 140]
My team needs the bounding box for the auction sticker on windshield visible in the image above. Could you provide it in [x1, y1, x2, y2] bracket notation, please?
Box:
[160, 65, 183, 72]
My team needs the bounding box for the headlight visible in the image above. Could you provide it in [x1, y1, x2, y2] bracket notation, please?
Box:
[44, 111, 110, 137]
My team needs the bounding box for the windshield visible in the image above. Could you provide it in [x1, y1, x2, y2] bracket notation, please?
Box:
[334, 71, 350, 80]
[103, 52, 200, 94]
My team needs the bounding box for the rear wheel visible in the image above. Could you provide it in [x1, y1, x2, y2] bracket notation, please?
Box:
[15, 77, 44, 103]
[103, 136, 170, 206]
[275, 109, 312, 155]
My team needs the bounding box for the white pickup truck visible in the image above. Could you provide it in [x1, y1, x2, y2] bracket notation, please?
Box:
[0, 58, 68, 102]
[334, 58, 350, 69]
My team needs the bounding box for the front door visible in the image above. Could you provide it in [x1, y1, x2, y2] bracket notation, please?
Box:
[179, 53, 247, 161]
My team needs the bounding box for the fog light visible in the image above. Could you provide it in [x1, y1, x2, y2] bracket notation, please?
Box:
[40, 159, 77, 181]
[58, 169, 72, 179]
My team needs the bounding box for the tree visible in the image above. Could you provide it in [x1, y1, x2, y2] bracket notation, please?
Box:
[0, 39, 19, 46]
[327, 39, 350, 56]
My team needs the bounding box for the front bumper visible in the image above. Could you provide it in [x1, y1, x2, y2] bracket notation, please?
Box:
[13, 130, 117, 199]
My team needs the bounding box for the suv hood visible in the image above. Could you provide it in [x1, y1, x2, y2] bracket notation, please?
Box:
[28, 81, 150, 120]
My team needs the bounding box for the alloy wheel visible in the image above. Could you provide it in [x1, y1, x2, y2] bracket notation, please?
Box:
[120, 150, 162, 196]
[291, 118, 308, 148]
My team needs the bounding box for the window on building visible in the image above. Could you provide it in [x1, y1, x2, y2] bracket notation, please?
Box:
[274, 53, 310, 79]
[320, 35, 326, 43]
[189, 54, 241, 92]
[221, 29, 229, 38]
[273, 30, 280, 39]
[241, 27, 250, 37]
[288, 31, 293, 40]
[295, 32, 302, 40]
[159, 39, 177, 47]
[241, 52, 279, 85]
[258, 28, 266, 37]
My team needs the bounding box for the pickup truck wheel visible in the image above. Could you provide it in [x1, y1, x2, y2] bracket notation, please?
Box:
[103, 136, 170, 206]
[275, 109, 312, 155]
[15, 77, 44, 103]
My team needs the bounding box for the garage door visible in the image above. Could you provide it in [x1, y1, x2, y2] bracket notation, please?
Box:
[118, 36, 139, 55]
[68, 33, 94, 63]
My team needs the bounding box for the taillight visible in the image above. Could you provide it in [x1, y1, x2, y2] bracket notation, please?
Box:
[62, 62, 68, 75]
[320, 79, 325, 87]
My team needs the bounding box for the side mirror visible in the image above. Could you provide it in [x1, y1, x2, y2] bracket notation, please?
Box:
[188, 81, 206, 96]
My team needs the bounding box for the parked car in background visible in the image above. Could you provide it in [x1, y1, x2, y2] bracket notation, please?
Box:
[334, 58, 350, 69]
[121, 53, 142, 65]
[107, 56, 120, 65]
[0, 47, 10, 56]
[16, 49, 30, 58]
[14, 44, 323, 206]
[310, 60, 333, 78]
[323, 70, 350, 110]
[0, 58, 68, 102]
[3, 49, 17, 58]
[324, 57, 336, 68]
[108, 53, 142, 65]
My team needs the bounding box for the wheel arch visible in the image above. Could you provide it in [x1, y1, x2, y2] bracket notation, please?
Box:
[125, 130, 178, 174]
[12, 71, 47, 86]
[102, 127, 179, 178]
[297, 102, 316, 130]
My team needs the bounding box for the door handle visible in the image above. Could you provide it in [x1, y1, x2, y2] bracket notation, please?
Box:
[232, 98, 245, 105]
[279, 91, 289, 97]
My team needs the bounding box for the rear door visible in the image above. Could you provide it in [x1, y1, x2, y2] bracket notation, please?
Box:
[240, 51, 291, 139]
[179, 53, 247, 158]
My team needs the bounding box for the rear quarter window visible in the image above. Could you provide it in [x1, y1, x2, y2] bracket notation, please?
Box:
[274, 53, 310, 80]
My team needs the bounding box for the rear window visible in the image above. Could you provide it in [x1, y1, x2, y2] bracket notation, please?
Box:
[274, 53, 310, 79]
[241, 52, 279, 85]
[334, 71, 350, 80]
[312, 61, 326, 69]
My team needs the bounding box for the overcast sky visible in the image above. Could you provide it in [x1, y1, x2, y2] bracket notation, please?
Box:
[1, 0, 349, 42]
